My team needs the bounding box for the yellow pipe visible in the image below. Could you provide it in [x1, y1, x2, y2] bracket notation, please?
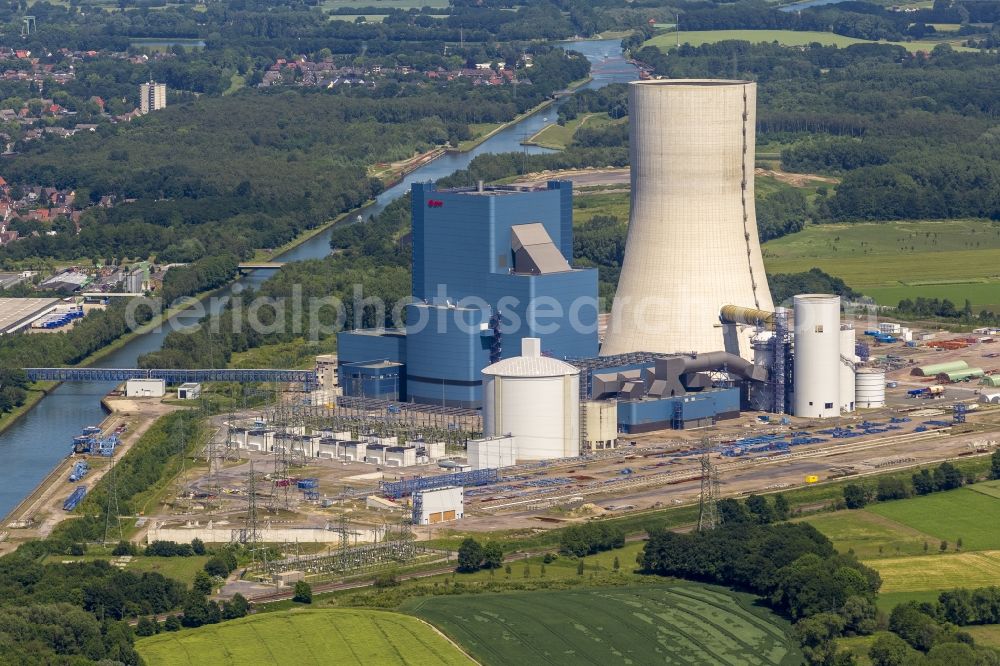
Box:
[720, 304, 774, 328]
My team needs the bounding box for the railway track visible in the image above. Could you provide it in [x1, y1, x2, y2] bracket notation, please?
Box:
[476, 427, 953, 512]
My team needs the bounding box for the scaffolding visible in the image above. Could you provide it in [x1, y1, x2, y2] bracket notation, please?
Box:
[283, 400, 480, 447]
[380, 468, 499, 499]
[410, 491, 424, 525]
[772, 308, 791, 414]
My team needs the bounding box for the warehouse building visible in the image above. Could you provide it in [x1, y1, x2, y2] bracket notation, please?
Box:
[125, 378, 165, 398]
[468, 435, 517, 470]
[0, 297, 61, 335]
[412, 486, 464, 525]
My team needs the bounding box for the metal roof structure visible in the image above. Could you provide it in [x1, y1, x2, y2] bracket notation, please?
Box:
[482, 337, 579, 378]
[0, 297, 60, 334]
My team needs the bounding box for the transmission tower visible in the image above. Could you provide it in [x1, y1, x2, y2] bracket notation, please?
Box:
[103, 455, 122, 544]
[269, 401, 293, 512]
[225, 402, 241, 462]
[697, 452, 721, 532]
[243, 459, 261, 562]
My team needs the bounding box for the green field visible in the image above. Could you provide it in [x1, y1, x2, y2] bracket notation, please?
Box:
[137, 608, 473, 666]
[800, 510, 937, 560]
[804, 484, 1000, 611]
[762, 220, 1000, 310]
[574, 190, 631, 225]
[404, 584, 802, 665]
[322, 0, 446, 10]
[330, 14, 386, 22]
[867, 488, 1000, 552]
[966, 625, 1000, 649]
[42, 555, 210, 586]
[644, 29, 972, 53]
[527, 113, 621, 150]
[969, 479, 1000, 500]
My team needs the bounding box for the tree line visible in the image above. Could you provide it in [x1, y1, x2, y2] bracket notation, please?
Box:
[843, 454, 1000, 511]
[0, 298, 155, 373]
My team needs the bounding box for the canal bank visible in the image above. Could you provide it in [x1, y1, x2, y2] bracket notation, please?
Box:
[0, 396, 182, 555]
[0, 38, 638, 520]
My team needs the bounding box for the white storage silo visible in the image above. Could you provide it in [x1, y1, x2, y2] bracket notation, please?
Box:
[793, 294, 841, 418]
[482, 338, 580, 460]
[840, 326, 856, 413]
[856, 369, 886, 408]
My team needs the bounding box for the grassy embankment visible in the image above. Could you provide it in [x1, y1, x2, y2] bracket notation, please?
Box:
[644, 28, 975, 53]
[0, 380, 57, 435]
[524, 112, 622, 150]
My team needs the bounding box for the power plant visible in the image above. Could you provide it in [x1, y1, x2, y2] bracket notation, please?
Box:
[89, 76, 956, 560]
[332, 76, 876, 460]
[602, 80, 774, 359]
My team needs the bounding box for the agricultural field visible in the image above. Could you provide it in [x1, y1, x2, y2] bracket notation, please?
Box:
[805, 484, 1000, 611]
[136, 608, 473, 666]
[404, 584, 803, 666]
[423, 542, 646, 585]
[969, 479, 1000, 500]
[867, 488, 1000, 552]
[966, 625, 1000, 650]
[643, 29, 973, 53]
[330, 14, 386, 22]
[762, 220, 1000, 310]
[874, 550, 1000, 595]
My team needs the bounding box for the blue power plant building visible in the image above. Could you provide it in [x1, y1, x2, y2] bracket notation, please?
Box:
[338, 181, 598, 408]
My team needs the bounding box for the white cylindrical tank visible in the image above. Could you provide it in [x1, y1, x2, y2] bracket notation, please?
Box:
[856, 369, 886, 408]
[840, 326, 856, 413]
[793, 294, 841, 418]
[482, 338, 580, 460]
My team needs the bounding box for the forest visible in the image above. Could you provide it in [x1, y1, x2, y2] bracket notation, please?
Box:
[0, 45, 588, 270]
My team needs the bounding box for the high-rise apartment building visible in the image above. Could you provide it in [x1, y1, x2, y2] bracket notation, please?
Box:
[139, 81, 166, 113]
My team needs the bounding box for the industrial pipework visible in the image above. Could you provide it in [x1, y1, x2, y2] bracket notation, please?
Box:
[720, 305, 775, 329]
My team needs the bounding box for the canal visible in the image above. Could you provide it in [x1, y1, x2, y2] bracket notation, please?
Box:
[0, 38, 638, 517]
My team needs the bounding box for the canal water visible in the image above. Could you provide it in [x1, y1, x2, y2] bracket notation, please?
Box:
[0, 38, 638, 517]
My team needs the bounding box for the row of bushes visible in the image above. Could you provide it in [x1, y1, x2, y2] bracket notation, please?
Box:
[843, 455, 1000, 510]
[558, 522, 625, 557]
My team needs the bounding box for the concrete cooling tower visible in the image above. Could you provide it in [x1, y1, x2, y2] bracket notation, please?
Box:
[601, 80, 774, 359]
